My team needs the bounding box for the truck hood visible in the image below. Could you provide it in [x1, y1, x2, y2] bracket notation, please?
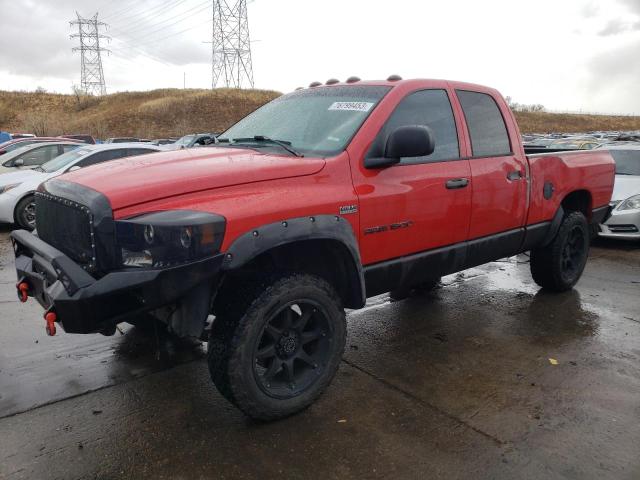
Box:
[612, 175, 640, 202]
[60, 147, 326, 210]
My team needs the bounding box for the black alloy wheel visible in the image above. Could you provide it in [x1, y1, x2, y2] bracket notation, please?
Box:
[253, 301, 332, 398]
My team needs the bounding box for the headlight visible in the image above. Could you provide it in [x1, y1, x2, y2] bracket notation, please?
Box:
[115, 210, 226, 268]
[0, 183, 21, 195]
[618, 194, 640, 211]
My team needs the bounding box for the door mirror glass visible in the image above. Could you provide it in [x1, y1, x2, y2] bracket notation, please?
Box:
[364, 125, 436, 169]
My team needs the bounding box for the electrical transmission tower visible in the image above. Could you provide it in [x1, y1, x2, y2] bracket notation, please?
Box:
[211, 0, 254, 89]
[70, 12, 109, 96]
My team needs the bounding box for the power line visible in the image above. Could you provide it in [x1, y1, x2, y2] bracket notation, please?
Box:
[112, 0, 211, 44]
[110, 0, 193, 33]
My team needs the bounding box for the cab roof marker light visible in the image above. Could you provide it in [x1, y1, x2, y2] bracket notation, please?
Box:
[309, 81, 322, 87]
[346, 76, 361, 83]
[387, 74, 402, 81]
[325, 78, 340, 85]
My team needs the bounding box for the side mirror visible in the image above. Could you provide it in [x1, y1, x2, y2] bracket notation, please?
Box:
[13, 158, 24, 167]
[68, 165, 81, 172]
[364, 125, 436, 169]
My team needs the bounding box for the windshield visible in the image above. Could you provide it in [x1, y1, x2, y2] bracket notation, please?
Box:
[175, 135, 196, 146]
[220, 85, 391, 156]
[2, 140, 39, 153]
[40, 147, 92, 173]
[611, 150, 640, 175]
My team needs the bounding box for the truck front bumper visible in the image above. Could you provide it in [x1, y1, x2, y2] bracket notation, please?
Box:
[11, 229, 224, 334]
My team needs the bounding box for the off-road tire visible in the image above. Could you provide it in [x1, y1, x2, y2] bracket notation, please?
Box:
[15, 195, 36, 231]
[207, 273, 346, 421]
[389, 277, 442, 301]
[530, 211, 590, 292]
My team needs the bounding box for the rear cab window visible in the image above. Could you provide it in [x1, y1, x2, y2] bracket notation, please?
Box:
[456, 90, 511, 157]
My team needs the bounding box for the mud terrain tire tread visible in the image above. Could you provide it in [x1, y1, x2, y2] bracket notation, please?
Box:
[207, 272, 346, 421]
[530, 210, 589, 292]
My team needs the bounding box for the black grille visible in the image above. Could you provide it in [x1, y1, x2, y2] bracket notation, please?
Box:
[35, 192, 96, 269]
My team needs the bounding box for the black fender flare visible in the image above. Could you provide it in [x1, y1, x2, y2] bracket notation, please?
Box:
[540, 205, 565, 247]
[222, 215, 366, 308]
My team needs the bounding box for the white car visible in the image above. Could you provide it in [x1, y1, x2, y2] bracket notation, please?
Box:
[597, 145, 640, 240]
[0, 143, 163, 230]
[0, 141, 81, 174]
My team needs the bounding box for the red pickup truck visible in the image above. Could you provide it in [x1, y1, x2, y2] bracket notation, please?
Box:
[11, 78, 614, 420]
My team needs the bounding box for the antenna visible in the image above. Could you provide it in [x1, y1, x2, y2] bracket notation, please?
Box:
[70, 12, 110, 96]
[211, 0, 254, 89]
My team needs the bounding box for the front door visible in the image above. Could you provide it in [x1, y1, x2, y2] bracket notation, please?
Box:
[351, 88, 472, 270]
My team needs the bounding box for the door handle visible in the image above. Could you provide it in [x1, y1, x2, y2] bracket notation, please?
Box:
[507, 170, 523, 181]
[445, 178, 469, 189]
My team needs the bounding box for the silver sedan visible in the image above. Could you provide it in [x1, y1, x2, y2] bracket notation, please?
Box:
[598, 145, 640, 240]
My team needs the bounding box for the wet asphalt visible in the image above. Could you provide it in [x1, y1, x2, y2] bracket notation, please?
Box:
[0, 224, 638, 480]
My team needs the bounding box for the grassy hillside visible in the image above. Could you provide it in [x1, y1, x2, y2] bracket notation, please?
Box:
[0, 88, 638, 138]
[514, 111, 640, 134]
[0, 88, 280, 139]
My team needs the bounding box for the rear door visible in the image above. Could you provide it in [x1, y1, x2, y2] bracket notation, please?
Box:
[455, 90, 528, 240]
[355, 89, 472, 265]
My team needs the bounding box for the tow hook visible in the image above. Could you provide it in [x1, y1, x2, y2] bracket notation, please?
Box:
[16, 281, 29, 303]
[44, 311, 57, 336]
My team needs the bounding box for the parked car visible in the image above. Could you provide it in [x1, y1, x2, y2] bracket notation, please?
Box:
[151, 138, 178, 145]
[10, 78, 614, 420]
[547, 138, 601, 150]
[596, 145, 640, 240]
[523, 137, 556, 148]
[104, 137, 141, 143]
[0, 143, 163, 229]
[171, 133, 217, 149]
[61, 134, 96, 144]
[0, 142, 81, 174]
[0, 137, 82, 156]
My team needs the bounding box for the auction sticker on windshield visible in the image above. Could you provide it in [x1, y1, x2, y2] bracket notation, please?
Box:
[328, 102, 374, 112]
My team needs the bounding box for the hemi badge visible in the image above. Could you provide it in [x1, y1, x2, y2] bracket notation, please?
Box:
[339, 205, 358, 215]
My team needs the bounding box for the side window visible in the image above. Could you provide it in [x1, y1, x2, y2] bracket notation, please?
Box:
[20, 145, 59, 166]
[76, 149, 126, 168]
[126, 148, 156, 156]
[367, 89, 459, 164]
[456, 90, 511, 157]
[62, 144, 79, 153]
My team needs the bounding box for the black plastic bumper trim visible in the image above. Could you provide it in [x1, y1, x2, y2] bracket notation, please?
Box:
[11, 229, 223, 334]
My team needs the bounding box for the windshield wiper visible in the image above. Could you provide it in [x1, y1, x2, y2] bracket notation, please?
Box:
[225, 136, 304, 157]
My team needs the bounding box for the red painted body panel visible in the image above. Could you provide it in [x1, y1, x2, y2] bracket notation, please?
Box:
[55, 78, 615, 270]
[526, 151, 615, 224]
[63, 148, 326, 211]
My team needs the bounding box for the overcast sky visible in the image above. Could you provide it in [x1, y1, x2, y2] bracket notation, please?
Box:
[0, 0, 638, 114]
